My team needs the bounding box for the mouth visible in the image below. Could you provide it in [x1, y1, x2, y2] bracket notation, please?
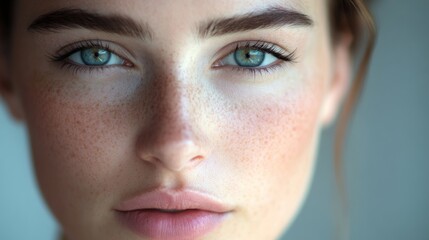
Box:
[151, 208, 189, 213]
[115, 189, 233, 240]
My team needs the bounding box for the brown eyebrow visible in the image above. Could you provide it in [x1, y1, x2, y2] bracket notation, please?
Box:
[28, 7, 312, 40]
[27, 8, 153, 40]
[198, 6, 313, 38]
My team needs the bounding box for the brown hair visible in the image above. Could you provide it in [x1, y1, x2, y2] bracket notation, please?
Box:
[330, 0, 376, 238]
[332, 0, 376, 199]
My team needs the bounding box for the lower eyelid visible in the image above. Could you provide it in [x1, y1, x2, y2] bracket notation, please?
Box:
[56, 61, 134, 76]
[217, 60, 288, 77]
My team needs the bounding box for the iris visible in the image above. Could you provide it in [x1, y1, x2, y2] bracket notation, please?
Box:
[81, 47, 111, 65]
[234, 48, 265, 67]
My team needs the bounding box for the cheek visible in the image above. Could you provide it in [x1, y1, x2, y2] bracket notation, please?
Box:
[218, 78, 323, 171]
[18, 73, 139, 222]
[213, 78, 324, 237]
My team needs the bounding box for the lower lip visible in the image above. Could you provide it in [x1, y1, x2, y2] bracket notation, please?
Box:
[117, 209, 228, 240]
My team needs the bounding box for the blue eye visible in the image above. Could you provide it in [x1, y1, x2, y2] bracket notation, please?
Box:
[81, 48, 111, 65]
[67, 47, 125, 66]
[234, 48, 266, 67]
[218, 43, 289, 70]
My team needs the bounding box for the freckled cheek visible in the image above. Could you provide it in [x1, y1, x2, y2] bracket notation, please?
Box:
[223, 91, 322, 171]
[21, 86, 134, 208]
[217, 83, 324, 212]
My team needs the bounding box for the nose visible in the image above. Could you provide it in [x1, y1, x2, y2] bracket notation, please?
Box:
[135, 78, 207, 172]
[136, 126, 205, 172]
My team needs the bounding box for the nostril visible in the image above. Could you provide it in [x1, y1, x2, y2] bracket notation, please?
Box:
[190, 155, 204, 162]
[141, 155, 161, 165]
[136, 132, 207, 171]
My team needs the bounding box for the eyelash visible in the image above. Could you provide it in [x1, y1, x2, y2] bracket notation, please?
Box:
[222, 41, 296, 75]
[49, 40, 296, 75]
[49, 40, 131, 74]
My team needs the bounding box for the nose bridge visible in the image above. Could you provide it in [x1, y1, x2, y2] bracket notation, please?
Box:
[152, 72, 192, 140]
[136, 70, 205, 172]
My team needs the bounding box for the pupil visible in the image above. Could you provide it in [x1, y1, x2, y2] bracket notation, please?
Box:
[81, 48, 111, 66]
[234, 48, 265, 67]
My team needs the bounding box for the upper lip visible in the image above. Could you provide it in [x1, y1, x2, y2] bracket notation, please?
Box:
[115, 188, 233, 213]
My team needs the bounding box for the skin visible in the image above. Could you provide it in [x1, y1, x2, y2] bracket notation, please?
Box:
[0, 0, 352, 239]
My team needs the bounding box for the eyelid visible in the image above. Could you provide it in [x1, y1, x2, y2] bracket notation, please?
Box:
[49, 39, 135, 67]
[212, 40, 296, 68]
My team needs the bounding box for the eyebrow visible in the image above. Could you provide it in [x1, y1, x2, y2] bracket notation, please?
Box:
[27, 7, 313, 40]
[27, 8, 153, 40]
[198, 6, 313, 38]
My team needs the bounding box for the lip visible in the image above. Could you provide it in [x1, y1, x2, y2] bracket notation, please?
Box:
[115, 188, 233, 240]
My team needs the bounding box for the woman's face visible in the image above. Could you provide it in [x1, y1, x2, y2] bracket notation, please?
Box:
[1, 0, 350, 239]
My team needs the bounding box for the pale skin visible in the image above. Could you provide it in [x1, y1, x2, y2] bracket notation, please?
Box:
[0, 0, 351, 239]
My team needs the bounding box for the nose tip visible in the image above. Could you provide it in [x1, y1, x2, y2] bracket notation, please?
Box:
[138, 137, 205, 172]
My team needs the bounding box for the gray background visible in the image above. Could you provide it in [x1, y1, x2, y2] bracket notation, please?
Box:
[1, 0, 428, 239]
